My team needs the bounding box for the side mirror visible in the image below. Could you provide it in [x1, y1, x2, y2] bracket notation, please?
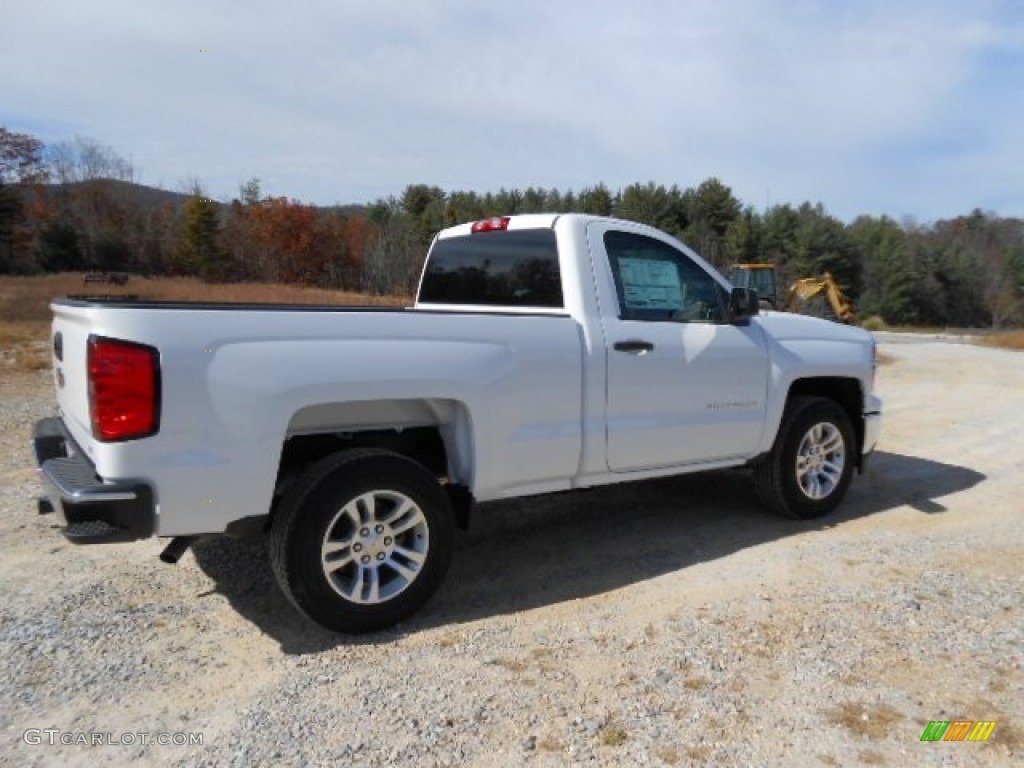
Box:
[729, 287, 760, 324]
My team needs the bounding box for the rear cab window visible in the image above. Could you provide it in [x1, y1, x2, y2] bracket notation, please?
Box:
[418, 229, 564, 309]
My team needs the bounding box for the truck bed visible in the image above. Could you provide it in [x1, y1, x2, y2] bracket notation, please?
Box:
[57, 297, 565, 317]
[59, 296, 411, 311]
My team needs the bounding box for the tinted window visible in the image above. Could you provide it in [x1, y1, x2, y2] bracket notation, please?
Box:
[419, 229, 563, 308]
[604, 231, 725, 323]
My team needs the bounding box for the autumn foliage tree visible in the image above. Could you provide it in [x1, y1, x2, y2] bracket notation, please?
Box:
[219, 191, 368, 289]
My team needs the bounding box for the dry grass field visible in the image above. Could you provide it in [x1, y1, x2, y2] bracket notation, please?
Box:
[978, 329, 1024, 350]
[0, 274, 409, 368]
[0, 273, 407, 322]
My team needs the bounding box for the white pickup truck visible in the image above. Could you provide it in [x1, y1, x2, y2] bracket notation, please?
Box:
[33, 213, 881, 633]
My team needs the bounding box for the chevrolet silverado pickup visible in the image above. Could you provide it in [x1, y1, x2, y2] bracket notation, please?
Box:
[33, 213, 882, 633]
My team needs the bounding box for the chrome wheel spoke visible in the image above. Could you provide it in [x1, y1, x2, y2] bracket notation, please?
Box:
[355, 493, 377, 524]
[349, 565, 366, 601]
[391, 509, 426, 536]
[382, 497, 415, 525]
[365, 567, 381, 604]
[821, 433, 844, 454]
[387, 545, 426, 583]
[337, 507, 356, 532]
[386, 557, 420, 584]
[321, 539, 350, 558]
[805, 474, 820, 499]
[393, 545, 426, 566]
[322, 546, 355, 573]
[821, 461, 843, 481]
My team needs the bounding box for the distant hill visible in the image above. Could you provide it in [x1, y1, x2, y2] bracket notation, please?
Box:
[14, 178, 369, 215]
[10, 178, 195, 212]
[62, 179, 195, 209]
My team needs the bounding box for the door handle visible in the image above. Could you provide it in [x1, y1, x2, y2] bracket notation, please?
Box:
[613, 340, 655, 354]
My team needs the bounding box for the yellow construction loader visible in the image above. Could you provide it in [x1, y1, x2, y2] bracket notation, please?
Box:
[728, 264, 856, 324]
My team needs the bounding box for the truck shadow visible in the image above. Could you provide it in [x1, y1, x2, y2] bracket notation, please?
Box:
[190, 450, 983, 653]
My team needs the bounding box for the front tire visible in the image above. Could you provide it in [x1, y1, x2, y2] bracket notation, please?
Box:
[270, 448, 454, 633]
[754, 396, 855, 520]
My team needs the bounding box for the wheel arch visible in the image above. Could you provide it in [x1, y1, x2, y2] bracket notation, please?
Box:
[785, 377, 864, 467]
[227, 398, 476, 537]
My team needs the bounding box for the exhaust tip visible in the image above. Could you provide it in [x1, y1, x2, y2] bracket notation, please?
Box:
[37, 498, 55, 515]
[159, 536, 197, 564]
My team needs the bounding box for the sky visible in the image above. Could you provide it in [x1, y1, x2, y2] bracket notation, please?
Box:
[2, 0, 1023, 222]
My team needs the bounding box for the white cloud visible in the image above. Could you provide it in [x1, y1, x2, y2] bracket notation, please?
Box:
[1, 0, 1021, 220]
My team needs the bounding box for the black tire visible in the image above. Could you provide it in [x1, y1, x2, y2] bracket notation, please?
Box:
[754, 396, 855, 520]
[270, 448, 454, 633]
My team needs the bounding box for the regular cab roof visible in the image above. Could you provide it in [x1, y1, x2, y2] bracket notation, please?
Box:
[436, 214, 562, 239]
[435, 212, 659, 240]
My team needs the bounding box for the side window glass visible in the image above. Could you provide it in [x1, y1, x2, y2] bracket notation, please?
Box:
[603, 231, 724, 323]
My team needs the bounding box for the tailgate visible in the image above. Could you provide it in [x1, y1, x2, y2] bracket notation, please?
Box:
[51, 302, 97, 451]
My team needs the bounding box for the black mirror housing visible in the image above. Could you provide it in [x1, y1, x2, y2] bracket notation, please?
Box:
[729, 287, 760, 324]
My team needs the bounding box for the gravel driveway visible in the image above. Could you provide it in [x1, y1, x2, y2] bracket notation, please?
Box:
[1, 337, 1021, 767]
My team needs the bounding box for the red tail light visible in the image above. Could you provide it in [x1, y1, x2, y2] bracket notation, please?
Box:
[471, 216, 510, 233]
[88, 336, 160, 442]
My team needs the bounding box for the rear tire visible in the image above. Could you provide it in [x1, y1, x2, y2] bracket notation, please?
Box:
[270, 448, 454, 633]
[754, 396, 855, 520]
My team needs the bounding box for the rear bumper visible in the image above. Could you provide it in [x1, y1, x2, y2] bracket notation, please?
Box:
[33, 418, 155, 543]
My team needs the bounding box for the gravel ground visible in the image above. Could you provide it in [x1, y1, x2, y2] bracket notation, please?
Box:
[0, 338, 1021, 767]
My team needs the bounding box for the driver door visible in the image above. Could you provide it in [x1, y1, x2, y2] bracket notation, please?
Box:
[590, 224, 770, 472]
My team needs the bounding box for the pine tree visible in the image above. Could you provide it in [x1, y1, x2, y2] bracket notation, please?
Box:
[179, 194, 225, 279]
